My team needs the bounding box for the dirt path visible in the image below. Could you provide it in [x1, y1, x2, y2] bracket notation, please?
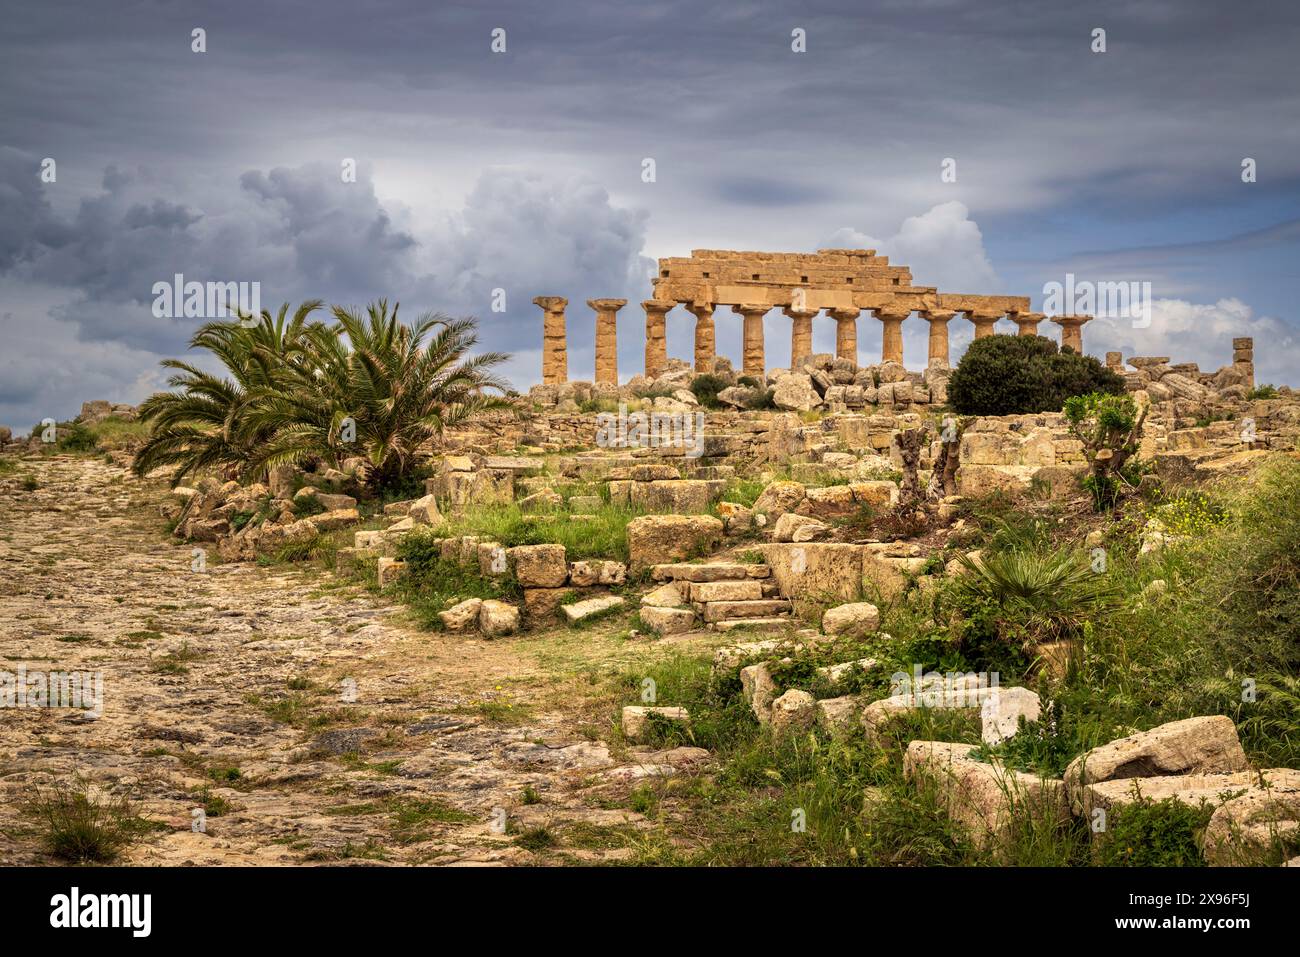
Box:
[0, 456, 706, 865]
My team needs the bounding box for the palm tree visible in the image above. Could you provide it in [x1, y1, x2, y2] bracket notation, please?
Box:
[244, 300, 511, 492]
[131, 302, 324, 485]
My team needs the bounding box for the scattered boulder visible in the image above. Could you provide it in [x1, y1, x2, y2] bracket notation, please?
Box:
[1064, 716, 1249, 798]
[821, 602, 880, 636]
[905, 741, 1069, 848]
[770, 689, 816, 737]
[439, 597, 483, 632]
[1203, 779, 1300, 866]
[479, 599, 521, 637]
[408, 494, 443, 526]
[752, 481, 806, 520]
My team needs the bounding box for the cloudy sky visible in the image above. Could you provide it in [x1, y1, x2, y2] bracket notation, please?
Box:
[2, 0, 1298, 431]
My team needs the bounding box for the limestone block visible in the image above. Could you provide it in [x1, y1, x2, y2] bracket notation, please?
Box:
[770, 689, 817, 737]
[905, 741, 1069, 849]
[562, 595, 625, 624]
[479, 599, 521, 637]
[626, 514, 724, 573]
[1063, 715, 1249, 805]
[509, 543, 569, 587]
[821, 601, 880, 636]
[639, 605, 697, 635]
[439, 597, 483, 631]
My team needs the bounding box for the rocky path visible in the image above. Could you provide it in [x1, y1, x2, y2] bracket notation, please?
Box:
[0, 456, 686, 865]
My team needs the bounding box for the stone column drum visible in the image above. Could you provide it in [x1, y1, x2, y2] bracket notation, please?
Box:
[921, 310, 955, 366]
[783, 306, 818, 370]
[1051, 314, 1092, 353]
[1012, 311, 1045, 337]
[686, 301, 716, 374]
[732, 304, 769, 378]
[1232, 337, 1255, 389]
[967, 308, 1004, 340]
[588, 298, 626, 385]
[642, 299, 674, 379]
[874, 307, 910, 363]
[828, 307, 860, 364]
[533, 296, 569, 385]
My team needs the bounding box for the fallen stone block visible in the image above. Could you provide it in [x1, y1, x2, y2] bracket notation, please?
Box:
[439, 597, 482, 631]
[509, 543, 569, 587]
[626, 514, 723, 573]
[561, 595, 625, 625]
[770, 689, 817, 737]
[979, 686, 1042, 746]
[479, 599, 521, 637]
[905, 741, 1069, 849]
[1063, 716, 1250, 802]
[639, 605, 697, 635]
[1204, 778, 1300, 866]
[821, 601, 880, 636]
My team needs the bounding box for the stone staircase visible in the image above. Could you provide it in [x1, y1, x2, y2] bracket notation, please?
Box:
[648, 562, 793, 632]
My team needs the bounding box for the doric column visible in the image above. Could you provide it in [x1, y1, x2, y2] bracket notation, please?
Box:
[1105, 351, 1124, 371]
[783, 306, 818, 370]
[533, 296, 568, 384]
[1011, 311, 1045, 337]
[921, 309, 956, 366]
[1051, 313, 1092, 353]
[966, 308, 1004, 340]
[685, 301, 716, 374]
[732, 303, 769, 378]
[828, 307, 861, 364]
[587, 298, 626, 385]
[1232, 337, 1255, 389]
[641, 299, 673, 379]
[873, 307, 911, 364]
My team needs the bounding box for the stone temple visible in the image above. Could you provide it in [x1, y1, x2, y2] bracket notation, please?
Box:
[534, 248, 1094, 384]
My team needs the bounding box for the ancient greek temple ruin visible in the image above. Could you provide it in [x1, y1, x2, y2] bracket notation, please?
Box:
[534, 249, 1096, 384]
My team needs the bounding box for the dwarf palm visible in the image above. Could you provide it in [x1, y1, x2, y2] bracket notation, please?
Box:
[131, 301, 323, 485]
[245, 300, 510, 492]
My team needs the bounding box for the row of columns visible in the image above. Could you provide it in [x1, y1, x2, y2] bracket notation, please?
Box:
[534, 296, 1092, 385]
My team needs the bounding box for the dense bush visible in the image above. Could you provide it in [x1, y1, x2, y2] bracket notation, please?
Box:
[689, 374, 730, 409]
[947, 335, 1124, 415]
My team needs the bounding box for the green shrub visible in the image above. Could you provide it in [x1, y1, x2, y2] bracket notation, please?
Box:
[1246, 384, 1278, 400]
[1094, 795, 1212, 866]
[947, 335, 1124, 415]
[690, 374, 730, 409]
[21, 780, 144, 863]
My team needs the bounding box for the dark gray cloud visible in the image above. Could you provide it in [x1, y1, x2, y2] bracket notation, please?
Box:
[1, 0, 1297, 429]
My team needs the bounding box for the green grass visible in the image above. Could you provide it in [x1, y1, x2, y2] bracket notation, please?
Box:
[20, 780, 150, 863]
[430, 500, 645, 562]
[609, 457, 1300, 866]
